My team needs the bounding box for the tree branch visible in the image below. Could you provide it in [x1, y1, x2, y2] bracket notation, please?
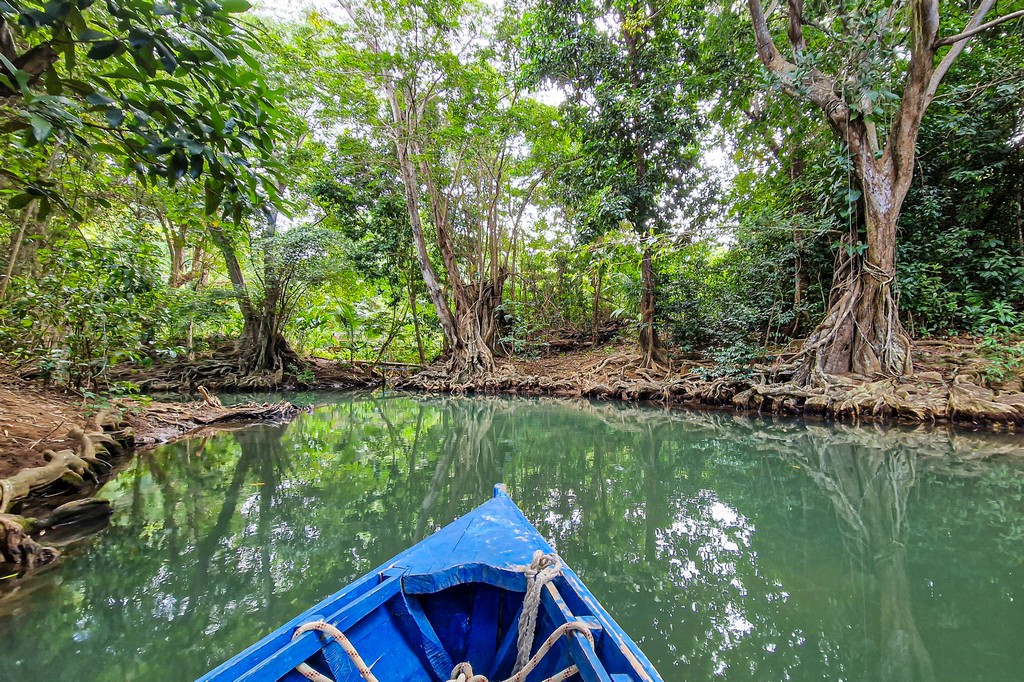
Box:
[786, 0, 806, 52]
[746, 0, 853, 144]
[888, 0, 941, 180]
[927, 0, 998, 99]
[0, 17, 16, 62]
[934, 8, 1024, 47]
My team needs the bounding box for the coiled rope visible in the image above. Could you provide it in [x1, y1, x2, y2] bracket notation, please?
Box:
[292, 551, 591, 682]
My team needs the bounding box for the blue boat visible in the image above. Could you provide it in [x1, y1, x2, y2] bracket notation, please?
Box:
[200, 484, 663, 682]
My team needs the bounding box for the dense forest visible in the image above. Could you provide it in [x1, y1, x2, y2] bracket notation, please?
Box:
[0, 0, 1022, 400]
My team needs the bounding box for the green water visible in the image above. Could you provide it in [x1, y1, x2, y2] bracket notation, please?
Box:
[1, 394, 1022, 681]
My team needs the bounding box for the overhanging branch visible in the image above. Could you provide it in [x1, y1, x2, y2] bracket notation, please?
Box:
[934, 8, 1024, 47]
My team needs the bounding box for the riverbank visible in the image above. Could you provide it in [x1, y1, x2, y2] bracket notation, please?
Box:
[9, 335, 1016, 481]
[0, 373, 304, 569]
[0, 377, 304, 479]
[398, 340, 1024, 429]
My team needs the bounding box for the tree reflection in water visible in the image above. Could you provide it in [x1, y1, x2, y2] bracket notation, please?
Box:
[780, 431, 935, 682]
[0, 395, 1021, 681]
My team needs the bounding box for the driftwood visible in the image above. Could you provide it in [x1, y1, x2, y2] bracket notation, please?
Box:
[138, 399, 303, 438]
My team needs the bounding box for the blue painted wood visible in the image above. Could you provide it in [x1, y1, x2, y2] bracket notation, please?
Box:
[199, 484, 663, 682]
[466, 584, 501, 673]
[235, 575, 403, 682]
[487, 602, 522, 679]
[392, 592, 454, 681]
[539, 582, 614, 682]
[200, 569, 385, 681]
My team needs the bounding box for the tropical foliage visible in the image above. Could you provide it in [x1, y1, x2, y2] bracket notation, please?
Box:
[0, 0, 1021, 386]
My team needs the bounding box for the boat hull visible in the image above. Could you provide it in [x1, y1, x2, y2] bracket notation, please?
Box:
[199, 484, 662, 681]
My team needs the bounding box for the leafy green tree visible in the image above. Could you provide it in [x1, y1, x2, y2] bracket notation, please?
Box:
[744, 0, 1024, 382]
[0, 0, 283, 212]
[336, 0, 559, 379]
[518, 0, 701, 367]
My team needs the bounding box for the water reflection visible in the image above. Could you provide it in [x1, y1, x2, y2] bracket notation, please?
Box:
[0, 395, 1021, 681]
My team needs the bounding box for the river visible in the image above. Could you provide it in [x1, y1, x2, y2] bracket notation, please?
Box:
[0, 393, 1021, 681]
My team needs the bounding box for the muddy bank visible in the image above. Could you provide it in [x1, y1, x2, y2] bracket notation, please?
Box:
[398, 344, 1024, 430]
[0, 377, 305, 570]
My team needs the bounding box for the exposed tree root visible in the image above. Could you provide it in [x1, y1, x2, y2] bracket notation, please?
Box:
[400, 346, 1024, 428]
[108, 347, 382, 392]
[1, 498, 113, 570]
[0, 415, 130, 569]
[0, 390, 306, 571]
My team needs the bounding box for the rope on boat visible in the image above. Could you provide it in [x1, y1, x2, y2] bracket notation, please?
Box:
[514, 551, 563, 674]
[291, 551, 593, 682]
[446, 551, 593, 682]
[447, 621, 595, 682]
[290, 620, 381, 682]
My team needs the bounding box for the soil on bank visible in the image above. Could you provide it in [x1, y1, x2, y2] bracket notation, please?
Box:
[399, 339, 1024, 429]
[0, 373, 302, 479]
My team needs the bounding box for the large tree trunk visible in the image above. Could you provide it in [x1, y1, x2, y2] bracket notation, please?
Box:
[208, 226, 297, 376]
[638, 243, 668, 368]
[794, 158, 913, 383]
[238, 311, 300, 375]
[446, 276, 505, 382]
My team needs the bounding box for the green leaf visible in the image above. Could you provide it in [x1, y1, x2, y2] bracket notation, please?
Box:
[87, 40, 123, 60]
[44, 68, 62, 95]
[204, 180, 223, 215]
[89, 142, 121, 154]
[189, 153, 204, 179]
[8, 193, 35, 210]
[168, 149, 188, 182]
[86, 92, 114, 105]
[29, 113, 52, 142]
[219, 0, 250, 12]
[77, 28, 108, 41]
[36, 196, 51, 221]
[105, 106, 124, 127]
[155, 41, 177, 73]
[195, 34, 229, 64]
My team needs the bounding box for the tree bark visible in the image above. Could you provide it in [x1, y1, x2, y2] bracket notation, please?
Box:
[207, 225, 297, 375]
[638, 243, 668, 368]
[746, 0, 1010, 382]
[0, 199, 38, 304]
[796, 156, 913, 381]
